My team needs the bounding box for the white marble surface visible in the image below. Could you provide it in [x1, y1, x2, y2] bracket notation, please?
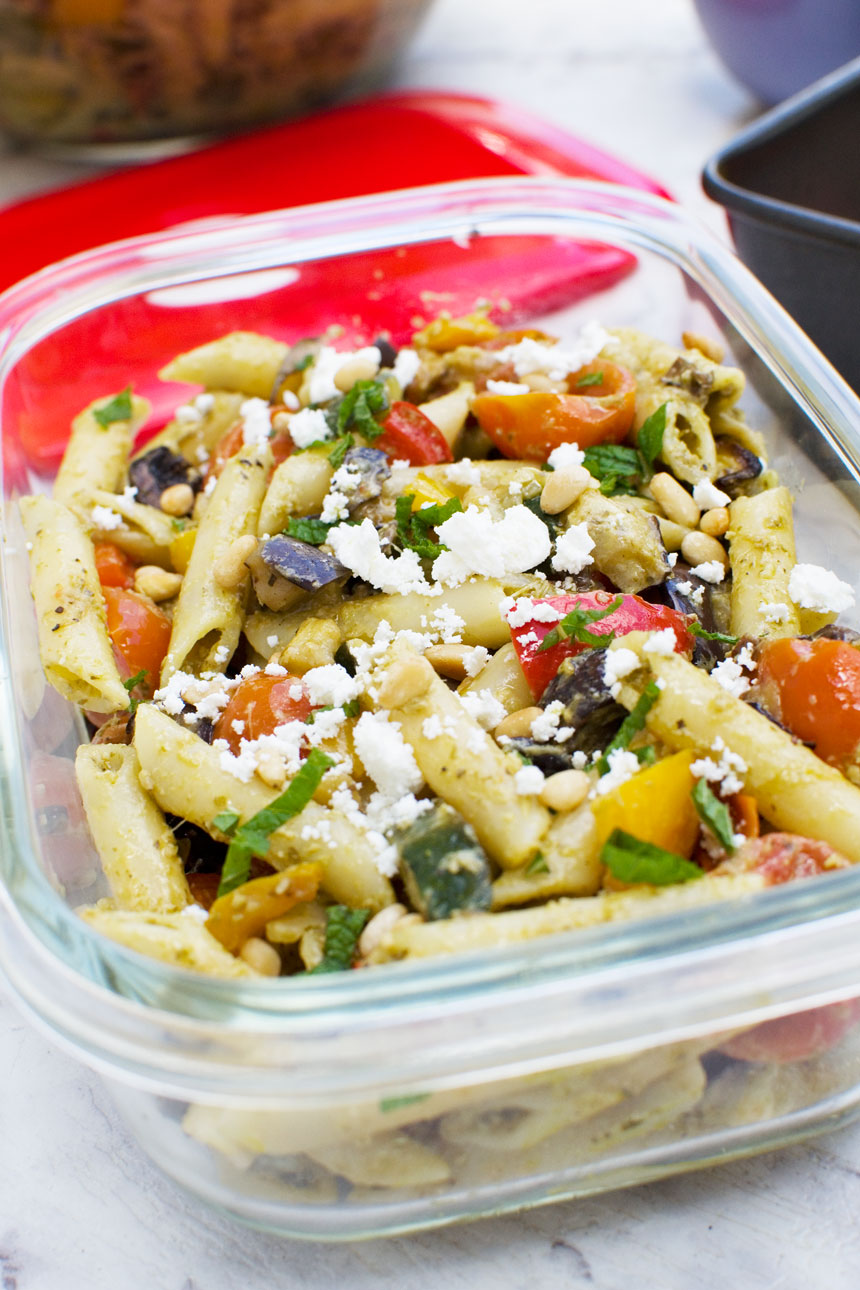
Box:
[4, 0, 860, 1284]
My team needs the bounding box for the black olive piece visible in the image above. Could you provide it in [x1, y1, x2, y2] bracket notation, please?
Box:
[539, 647, 627, 757]
[165, 815, 228, 873]
[374, 336, 399, 369]
[128, 446, 201, 509]
[714, 437, 763, 496]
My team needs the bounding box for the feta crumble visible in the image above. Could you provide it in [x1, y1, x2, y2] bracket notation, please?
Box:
[788, 563, 855, 614]
[445, 458, 482, 486]
[502, 597, 564, 629]
[288, 407, 330, 450]
[603, 647, 640, 698]
[308, 345, 381, 404]
[352, 711, 423, 802]
[759, 601, 791, 624]
[690, 737, 747, 797]
[690, 560, 726, 585]
[240, 397, 272, 449]
[593, 749, 641, 796]
[327, 518, 432, 595]
[514, 764, 546, 795]
[494, 322, 610, 382]
[392, 347, 421, 390]
[302, 663, 361, 709]
[551, 522, 595, 574]
[90, 504, 123, 530]
[692, 479, 732, 510]
[433, 504, 551, 586]
[458, 689, 506, 731]
[485, 379, 530, 396]
[547, 442, 586, 471]
[462, 645, 490, 677]
[643, 627, 677, 656]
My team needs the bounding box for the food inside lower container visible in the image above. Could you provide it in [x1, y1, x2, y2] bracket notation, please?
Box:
[0, 0, 432, 147]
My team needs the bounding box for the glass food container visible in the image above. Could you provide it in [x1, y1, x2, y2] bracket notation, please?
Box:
[0, 0, 433, 154]
[3, 177, 860, 1240]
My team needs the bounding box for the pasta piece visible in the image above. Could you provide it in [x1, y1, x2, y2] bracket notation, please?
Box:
[417, 380, 475, 448]
[132, 391, 244, 464]
[79, 908, 260, 977]
[133, 704, 394, 911]
[75, 744, 191, 913]
[53, 393, 150, 512]
[370, 874, 764, 962]
[458, 642, 532, 716]
[89, 487, 176, 549]
[20, 495, 129, 713]
[257, 448, 333, 538]
[159, 331, 288, 398]
[728, 486, 801, 639]
[370, 652, 552, 869]
[611, 635, 860, 863]
[306, 1134, 451, 1188]
[162, 444, 271, 681]
[492, 803, 602, 907]
[563, 489, 668, 593]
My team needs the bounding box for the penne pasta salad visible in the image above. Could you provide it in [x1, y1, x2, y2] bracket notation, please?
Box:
[21, 311, 860, 1007]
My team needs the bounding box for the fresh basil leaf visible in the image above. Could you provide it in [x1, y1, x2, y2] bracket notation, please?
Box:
[217, 748, 335, 897]
[576, 370, 605, 388]
[342, 698, 361, 718]
[583, 443, 642, 480]
[537, 595, 623, 653]
[122, 669, 147, 713]
[525, 851, 549, 875]
[308, 904, 371, 974]
[692, 778, 738, 852]
[689, 622, 739, 644]
[598, 474, 638, 497]
[595, 680, 660, 774]
[295, 353, 314, 372]
[636, 402, 668, 470]
[93, 387, 133, 428]
[379, 1092, 431, 1113]
[396, 493, 462, 560]
[286, 516, 337, 545]
[522, 494, 560, 540]
[327, 433, 354, 468]
[337, 378, 389, 441]
[170, 517, 188, 533]
[212, 809, 240, 835]
[601, 828, 704, 886]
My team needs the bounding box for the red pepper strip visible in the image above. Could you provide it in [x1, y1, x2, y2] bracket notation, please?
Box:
[375, 401, 453, 465]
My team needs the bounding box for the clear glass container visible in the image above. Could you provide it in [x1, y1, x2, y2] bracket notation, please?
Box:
[0, 0, 433, 155]
[3, 177, 860, 1239]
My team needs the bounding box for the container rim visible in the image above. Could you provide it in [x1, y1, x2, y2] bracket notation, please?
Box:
[4, 174, 860, 1088]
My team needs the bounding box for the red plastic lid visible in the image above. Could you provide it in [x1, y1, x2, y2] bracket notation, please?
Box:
[0, 91, 668, 293]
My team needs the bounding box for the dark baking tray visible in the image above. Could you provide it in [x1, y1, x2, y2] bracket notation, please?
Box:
[703, 56, 860, 391]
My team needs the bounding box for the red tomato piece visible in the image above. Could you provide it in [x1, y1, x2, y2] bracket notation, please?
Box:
[510, 591, 695, 699]
[758, 637, 860, 768]
[93, 541, 136, 589]
[715, 831, 851, 886]
[471, 359, 636, 460]
[204, 420, 246, 484]
[102, 586, 171, 693]
[213, 672, 313, 754]
[375, 401, 453, 465]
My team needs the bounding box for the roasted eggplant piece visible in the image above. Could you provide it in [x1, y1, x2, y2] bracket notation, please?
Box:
[270, 337, 321, 402]
[374, 336, 398, 369]
[641, 566, 730, 668]
[661, 355, 714, 404]
[128, 445, 202, 508]
[248, 536, 347, 612]
[539, 647, 626, 757]
[505, 741, 578, 776]
[341, 446, 390, 509]
[813, 624, 860, 646]
[714, 437, 763, 496]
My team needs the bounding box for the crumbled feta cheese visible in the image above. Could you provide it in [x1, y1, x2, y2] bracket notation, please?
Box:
[445, 458, 482, 486]
[392, 347, 421, 389]
[327, 517, 432, 594]
[288, 683, 304, 701]
[514, 764, 545, 795]
[180, 903, 209, 922]
[675, 579, 705, 607]
[603, 647, 640, 698]
[547, 442, 586, 471]
[175, 402, 203, 425]
[195, 393, 215, 415]
[264, 662, 288, 677]
[433, 505, 551, 586]
[90, 504, 123, 531]
[643, 628, 677, 657]
[690, 560, 726, 585]
[502, 596, 564, 629]
[288, 407, 330, 450]
[309, 345, 381, 404]
[692, 479, 732, 509]
[507, 480, 524, 497]
[529, 700, 574, 743]
[691, 737, 747, 797]
[710, 657, 751, 698]
[202, 474, 218, 498]
[213, 644, 231, 666]
[302, 663, 361, 709]
[486, 379, 530, 396]
[593, 749, 641, 796]
[240, 397, 272, 449]
[266, 634, 279, 648]
[551, 522, 594, 574]
[759, 601, 791, 624]
[667, 551, 678, 568]
[789, 563, 855, 614]
[122, 484, 138, 502]
[422, 714, 443, 740]
[462, 645, 490, 677]
[494, 322, 610, 381]
[231, 719, 245, 735]
[430, 604, 466, 643]
[352, 711, 422, 800]
[457, 689, 506, 730]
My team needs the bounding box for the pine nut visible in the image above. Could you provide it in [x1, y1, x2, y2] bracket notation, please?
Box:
[539, 769, 591, 812]
[334, 353, 379, 392]
[699, 506, 730, 538]
[240, 937, 282, 976]
[159, 482, 195, 516]
[358, 903, 409, 957]
[648, 473, 701, 529]
[681, 529, 729, 569]
[658, 517, 690, 551]
[255, 750, 287, 788]
[133, 565, 183, 602]
[522, 372, 560, 392]
[376, 655, 435, 708]
[540, 464, 593, 514]
[213, 533, 258, 588]
[425, 643, 477, 680]
[494, 706, 543, 739]
[682, 330, 725, 364]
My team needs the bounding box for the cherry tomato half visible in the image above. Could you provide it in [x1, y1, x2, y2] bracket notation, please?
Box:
[204, 421, 246, 484]
[93, 541, 136, 589]
[758, 637, 860, 768]
[510, 591, 695, 699]
[213, 672, 313, 754]
[375, 401, 453, 465]
[471, 359, 636, 461]
[102, 586, 171, 692]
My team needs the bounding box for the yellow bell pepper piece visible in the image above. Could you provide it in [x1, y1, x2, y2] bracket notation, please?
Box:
[206, 862, 323, 955]
[409, 473, 456, 510]
[412, 312, 499, 353]
[168, 525, 197, 574]
[592, 750, 699, 860]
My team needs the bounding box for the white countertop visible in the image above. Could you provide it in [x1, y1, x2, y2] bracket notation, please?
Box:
[4, 1, 860, 1284]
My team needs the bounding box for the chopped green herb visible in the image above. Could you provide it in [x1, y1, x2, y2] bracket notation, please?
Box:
[93, 387, 133, 428]
[583, 443, 643, 493]
[395, 493, 463, 560]
[379, 1092, 431, 1113]
[596, 680, 661, 775]
[170, 517, 188, 533]
[327, 433, 354, 468]
[216, 748, 335, 897]
[308, 904, 371, 974]
[342, 698, 361, 718]
[692, 778, 738, 853]
[525, 851, 549, 875]
[689, 622, 739, 644]
[636, 402, 668, 470]
[212, 809, 240, 835]
[294, 353, 314, 372]
[286, 516, 337, 545]
[122, 669, 147, 713]
[576, 370, 605, 388]
[521, 494, 560, 540]
[601, 828, 704, 886]
[538, 595, 623, 652]
[336, 378, 389, 441]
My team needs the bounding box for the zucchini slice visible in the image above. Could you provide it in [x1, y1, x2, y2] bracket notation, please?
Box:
[397, 804, 493, 921]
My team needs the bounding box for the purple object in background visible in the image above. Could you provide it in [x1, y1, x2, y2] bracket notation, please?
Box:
[693, 0, 860, 103]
